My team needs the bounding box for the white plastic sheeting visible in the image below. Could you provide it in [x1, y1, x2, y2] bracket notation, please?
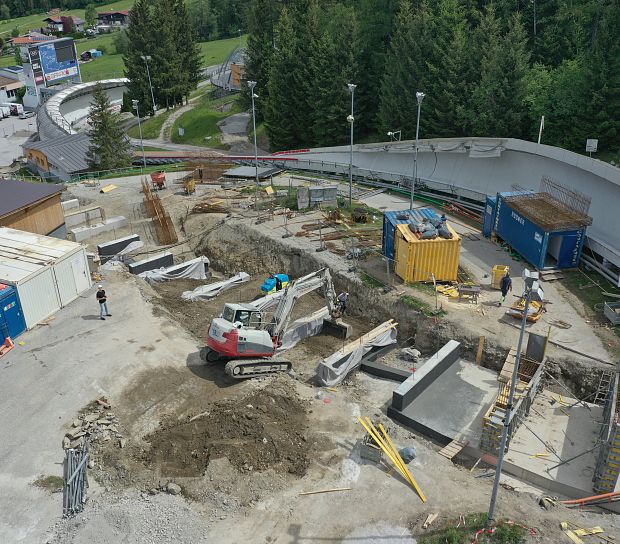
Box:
[139, 256, 209, 284]
[277, 307, 329, 351]
[316, 326, 397, 386]
[182, 272, 250, 301]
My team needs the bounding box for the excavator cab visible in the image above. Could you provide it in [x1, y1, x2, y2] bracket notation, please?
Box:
[221, 303, 263, 329]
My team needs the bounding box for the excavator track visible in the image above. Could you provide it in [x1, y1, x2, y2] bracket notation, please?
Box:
[224, 359, 292, 379]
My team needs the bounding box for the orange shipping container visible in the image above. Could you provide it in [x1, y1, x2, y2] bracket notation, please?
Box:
[394, 223, 461, 282]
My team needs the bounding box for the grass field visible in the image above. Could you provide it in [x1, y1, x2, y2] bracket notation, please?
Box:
[128, 108, 174, 139]
[171, 93, 243, 147]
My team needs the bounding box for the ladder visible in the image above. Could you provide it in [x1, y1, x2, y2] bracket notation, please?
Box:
[594, 371, 614, 406]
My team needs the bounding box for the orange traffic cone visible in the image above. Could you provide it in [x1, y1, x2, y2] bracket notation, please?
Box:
[0, 336, 14, 358]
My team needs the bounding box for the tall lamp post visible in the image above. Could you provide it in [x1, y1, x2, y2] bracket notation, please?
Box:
[411, 91, 425, 209]
[248, 80, 259, 215]
[140, 55, 157, 115]
[347, 83, 356, 208]
[132, 99, 147, 169]
[487, 269, 544, 524]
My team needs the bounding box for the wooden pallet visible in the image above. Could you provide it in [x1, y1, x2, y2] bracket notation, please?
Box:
[438, 439, 469, 461]
[539, 270, 564, 282]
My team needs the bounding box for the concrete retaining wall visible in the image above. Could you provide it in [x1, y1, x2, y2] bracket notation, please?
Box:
[391, 340, 461, 411]
[61, 199, 79, 212]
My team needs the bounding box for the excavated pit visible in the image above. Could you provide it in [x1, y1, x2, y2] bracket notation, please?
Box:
[190, 217, 610, 399]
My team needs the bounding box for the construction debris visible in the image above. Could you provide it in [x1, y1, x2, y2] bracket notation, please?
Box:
[64, 399, 123, 450]
[191, 199, 230, 214]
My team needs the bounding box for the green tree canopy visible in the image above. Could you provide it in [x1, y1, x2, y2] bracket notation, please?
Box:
[86, 84, 132, 171]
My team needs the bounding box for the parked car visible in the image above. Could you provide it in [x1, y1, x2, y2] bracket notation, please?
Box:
[19, 111, 36, 119]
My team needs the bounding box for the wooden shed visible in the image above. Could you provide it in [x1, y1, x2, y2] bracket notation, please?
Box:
[0, 179, 65, 238]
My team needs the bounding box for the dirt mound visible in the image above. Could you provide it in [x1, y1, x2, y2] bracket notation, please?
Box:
[142, 380, 310, 477]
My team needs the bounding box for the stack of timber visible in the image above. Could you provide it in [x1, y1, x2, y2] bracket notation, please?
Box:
[191, 199, 229, 214]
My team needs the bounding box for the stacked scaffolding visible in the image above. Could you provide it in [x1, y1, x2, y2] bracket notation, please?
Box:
[141, 179, 178, 245]
[593, 365, 620, 493]
[480, 349, 545, 455]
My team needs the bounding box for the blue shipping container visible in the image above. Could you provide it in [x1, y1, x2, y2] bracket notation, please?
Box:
[383, 208, 439, 261]
[482, 196, 497, 238]
[494, 195, 586, 270]
[0, 285, 26, 342]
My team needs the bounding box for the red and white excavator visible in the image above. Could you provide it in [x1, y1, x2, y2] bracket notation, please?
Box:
[206, 268, 349, 378]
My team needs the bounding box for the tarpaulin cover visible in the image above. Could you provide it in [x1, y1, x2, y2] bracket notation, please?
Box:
[277, 308, 328, 352]
[139, 256, 210, 284]
[182, 272, 250, 301]
[316, 327, 397, 386]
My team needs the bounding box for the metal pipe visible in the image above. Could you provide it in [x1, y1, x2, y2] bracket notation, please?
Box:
[347, 83, 356, 208]
[142, 55, 157, 114]
[487, 291, 531, 523]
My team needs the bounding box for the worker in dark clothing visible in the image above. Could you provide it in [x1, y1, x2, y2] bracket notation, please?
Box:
[498, 273, 512, 306]
[96, 285, 112, 320]
[275, 275, 283, 291]
[337, 292, 349, 315]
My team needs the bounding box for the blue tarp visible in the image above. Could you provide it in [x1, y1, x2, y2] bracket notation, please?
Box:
[260, 273, 290, 294]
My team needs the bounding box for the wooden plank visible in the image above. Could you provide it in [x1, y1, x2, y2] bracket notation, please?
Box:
[476, 336, 484, 365]
[438, 439, 469, 460]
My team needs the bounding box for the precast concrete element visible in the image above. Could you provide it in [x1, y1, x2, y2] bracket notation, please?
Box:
[127, 252, 173, 275]
[68, 216, 128, 242]
[61, 199, 80, 212]
[390, 340, 460, 412]
[97, 234, 141, 258]
[63, 205, 106, 228]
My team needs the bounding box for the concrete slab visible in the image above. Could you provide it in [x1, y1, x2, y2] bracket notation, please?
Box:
[389, 360, 498, 444]
[506, 389, 603, 495]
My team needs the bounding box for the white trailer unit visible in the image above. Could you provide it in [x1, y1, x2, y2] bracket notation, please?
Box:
[0, 227, 92, 328]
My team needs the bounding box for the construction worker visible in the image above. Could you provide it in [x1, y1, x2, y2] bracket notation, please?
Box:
[96, 285, 112, 320]
[275, 275, 283, 291]
[498, 273, 512, 306]
[337, 292, 349, 315]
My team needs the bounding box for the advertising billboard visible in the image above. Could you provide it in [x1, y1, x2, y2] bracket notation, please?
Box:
[39, 40, 80, 84]
[28, 47, 44, 85]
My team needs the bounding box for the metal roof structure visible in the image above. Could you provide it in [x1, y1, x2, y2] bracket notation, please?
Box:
[0, 179, 63, 219]
[223, 166, 281, 179]
[0, 227, 83, 283]
[24, 132, 91, 174]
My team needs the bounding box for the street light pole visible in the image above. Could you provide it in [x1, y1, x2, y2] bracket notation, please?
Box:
[347, 83, 356, 208]
[132, 99, 147, 169]
[141, 55, 156, 115]
[248, 80, 259, 215]
[487, 270, 544, 525]
[412, 91, 425, 210]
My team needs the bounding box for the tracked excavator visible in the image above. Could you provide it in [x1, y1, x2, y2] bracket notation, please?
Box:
[206, 268, 350, 378]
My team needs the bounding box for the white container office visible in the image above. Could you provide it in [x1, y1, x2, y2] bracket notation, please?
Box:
[0, 227, 91, 328]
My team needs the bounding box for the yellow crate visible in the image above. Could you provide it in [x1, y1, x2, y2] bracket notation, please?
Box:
[491, 265, 510, 289]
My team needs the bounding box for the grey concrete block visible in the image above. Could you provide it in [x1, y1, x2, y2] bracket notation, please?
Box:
[69, 216, 128, 242]
[127, 252, 173, 275]
[64, 206, 105, 228]
[361, 360, 411, 382]
[61, 199, 79, 212]
[97, 234, 141, 257]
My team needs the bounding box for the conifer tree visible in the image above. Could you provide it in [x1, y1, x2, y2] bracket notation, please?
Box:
[86, 84, 132, 171]
[265, 7, 304, 150]
[377, 0, 433, 139]
[124, 0, 155, 113]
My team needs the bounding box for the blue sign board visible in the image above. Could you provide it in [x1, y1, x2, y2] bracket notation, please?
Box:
[39, 40, 79, 84]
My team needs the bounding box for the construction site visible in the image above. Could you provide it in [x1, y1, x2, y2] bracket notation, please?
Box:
[1, 164, 620, 544]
